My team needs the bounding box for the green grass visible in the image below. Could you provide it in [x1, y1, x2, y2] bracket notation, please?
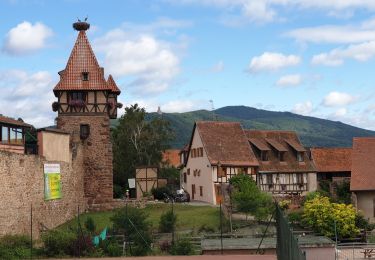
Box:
[58, 203, 220, 233]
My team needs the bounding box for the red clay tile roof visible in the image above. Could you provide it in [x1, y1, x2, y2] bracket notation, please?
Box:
[248, 138, 270, 151]
[244, 130, 315, 173]
[196, 121, 258, 166]
[54, 31, 119, 93]
[107, 74, 121, 94]
[0, 115, 32, 128]
[284, 139, 306, 152]
[310, 148, 351, 172]
[162, 149, 181, 168]
[350, 137, 375, 191]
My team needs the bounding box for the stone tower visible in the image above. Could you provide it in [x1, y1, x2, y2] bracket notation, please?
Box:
[52, 21, 122, 207]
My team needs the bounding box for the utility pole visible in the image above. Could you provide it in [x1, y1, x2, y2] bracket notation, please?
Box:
[220, 202, 223, 254]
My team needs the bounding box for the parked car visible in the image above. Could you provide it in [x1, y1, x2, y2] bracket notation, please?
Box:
[163, 191, 190, 203]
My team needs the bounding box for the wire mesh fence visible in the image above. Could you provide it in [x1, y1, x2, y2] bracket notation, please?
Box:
[276, 204, 306, 260]
[337, 243, 375, 260]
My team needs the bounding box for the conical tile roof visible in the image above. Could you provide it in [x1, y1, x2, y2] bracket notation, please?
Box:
[54, 30, 116, 92]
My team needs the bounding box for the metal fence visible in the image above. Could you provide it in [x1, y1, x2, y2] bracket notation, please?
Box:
[276, 204, 306, 260]
[337, 242, 375, 259]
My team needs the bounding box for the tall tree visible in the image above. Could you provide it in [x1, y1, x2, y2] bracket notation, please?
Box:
[112, 104, 173, 189]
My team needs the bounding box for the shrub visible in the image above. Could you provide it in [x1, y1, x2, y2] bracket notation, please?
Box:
[41, 229, 76, 257]
[99, 237, 122, 257]
[303, 195, 359, 238]
[159, 240, 172, 252]
[170, 237, 194, 255]
[288, 211, 303, 224]
[152, 186, 172, 200]
[198, 224, 216, 233]
[334, 180, 351, 204]
[0, 235, 31, 260]
[159, 209, 177, 233]
[113, 184, 124, 199]
[84, 217, 96, 234]
[356, 213, 375, 231]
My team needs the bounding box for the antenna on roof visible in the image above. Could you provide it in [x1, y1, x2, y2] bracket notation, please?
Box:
[209, 99, 218, 121]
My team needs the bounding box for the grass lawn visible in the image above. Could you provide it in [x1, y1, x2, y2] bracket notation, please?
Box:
[58, 203, 220, 233]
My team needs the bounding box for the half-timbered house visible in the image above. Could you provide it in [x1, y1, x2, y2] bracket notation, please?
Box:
[245, 130, 317, 195]
[182, 121, 258, 205]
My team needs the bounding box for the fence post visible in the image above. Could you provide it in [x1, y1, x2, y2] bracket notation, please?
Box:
[220, 202, 223, 254]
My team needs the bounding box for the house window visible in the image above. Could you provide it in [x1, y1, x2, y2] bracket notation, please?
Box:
[199, 147, 203, 157]
[200, 186, 203, 196]
[261, 151, 269, 161]
[1, 126, 9, 144]
[82, 72, 89, 81]
[80, 124, 90, 140]
[297, 152, 304, 162]
[183, 172, 187, 183]
[296, 174, 303, 184]
[266, 174, 273, 185]
[187, 168, 190, 175]
[279, 152, 285, 162]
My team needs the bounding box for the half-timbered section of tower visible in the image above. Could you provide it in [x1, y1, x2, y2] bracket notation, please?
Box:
[52, 21, 122, 206]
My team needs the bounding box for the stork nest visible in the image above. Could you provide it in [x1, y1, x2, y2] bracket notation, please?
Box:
[73, 21, 90, 31]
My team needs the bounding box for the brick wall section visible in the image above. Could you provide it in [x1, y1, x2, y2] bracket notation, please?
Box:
[0, 147, 87, 238]
[57, 114, 113, 206]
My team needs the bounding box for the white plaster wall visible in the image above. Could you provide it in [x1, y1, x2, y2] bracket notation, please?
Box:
[182, 126, 214, 204]
[355, 191, 375, 223]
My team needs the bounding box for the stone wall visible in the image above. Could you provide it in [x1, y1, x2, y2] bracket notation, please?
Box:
[0, 146, 87, 238]
[57, 114, 113, 206]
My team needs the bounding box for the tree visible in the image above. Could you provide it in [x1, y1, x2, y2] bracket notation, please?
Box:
[303, 195, 359, 238]
[112, 104, 174, 189]
[111, 206, 152, 256]
[229, 174, 273, 221]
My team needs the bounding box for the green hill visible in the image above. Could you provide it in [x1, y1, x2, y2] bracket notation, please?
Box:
[112, 105, 375, 149]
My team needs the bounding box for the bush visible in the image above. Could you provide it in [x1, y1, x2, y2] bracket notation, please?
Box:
[0, 235, 31, 260]
[113, 184, 124, 199]
[111, 206, 152, 256]
[99, 237, 122, 257]
[288, 211, 303, 224]
[84, 217, 96, 234]
[334, 180, 351, 204]
[152, 186, 172, 200]
[170, 237, 194, 255]
[356, 213, 375, 231]
[41, 229, 76, 257]
[303, 195, 359, 238]
[198, 224, 216, 233]
[159, 209, 177, 233]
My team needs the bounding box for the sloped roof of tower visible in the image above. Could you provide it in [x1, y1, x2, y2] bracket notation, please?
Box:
[107, 75, 121, 94]
[54, 30, 112, 92]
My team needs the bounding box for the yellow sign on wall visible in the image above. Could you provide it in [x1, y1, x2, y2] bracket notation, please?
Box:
[44, 164, 62, 200]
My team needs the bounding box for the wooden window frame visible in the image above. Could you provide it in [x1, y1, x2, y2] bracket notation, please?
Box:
[82, 72, 89, 81]
[200, 186, 203, 196]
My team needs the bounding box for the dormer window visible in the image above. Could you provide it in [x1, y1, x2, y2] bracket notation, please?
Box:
[82, 72, 89, 81]
[297, 152, 304, 162]
[261, 151, 269, 161]
[279, 151, 285, 162]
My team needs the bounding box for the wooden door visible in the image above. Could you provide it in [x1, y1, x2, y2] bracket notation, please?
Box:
[192, 184, 195, 200]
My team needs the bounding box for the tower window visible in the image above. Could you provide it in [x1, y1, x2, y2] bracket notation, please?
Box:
[82, 72, 89, 81]
[80, 124, 90, 140]
[70, 92, 86, 101]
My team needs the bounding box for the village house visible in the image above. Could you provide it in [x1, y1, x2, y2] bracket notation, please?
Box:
[245, 130, 317, 196]
[181, 121, 318, 205]
[310, 147, 351, 193]
[182, 121, 259, 204]
[350, 137, 375, 222]
[0, 115, 32, 154]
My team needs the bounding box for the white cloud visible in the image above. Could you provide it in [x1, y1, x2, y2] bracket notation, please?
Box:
[94, 29, 180, 95]
[0, 70, 55, 127]
[3, 21, 53, 55]
[291, 101, 313, 116]
[248, 52, 301, 73]
[322, 91, 357, 107]
[286, 25, 375, 44]
[312, 41, 375, 66]
[276, 74, 302, 87]
[168, 0, 375, 24]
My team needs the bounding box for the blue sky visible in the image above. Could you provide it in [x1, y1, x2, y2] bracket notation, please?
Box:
[0, 0, 375, 130]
